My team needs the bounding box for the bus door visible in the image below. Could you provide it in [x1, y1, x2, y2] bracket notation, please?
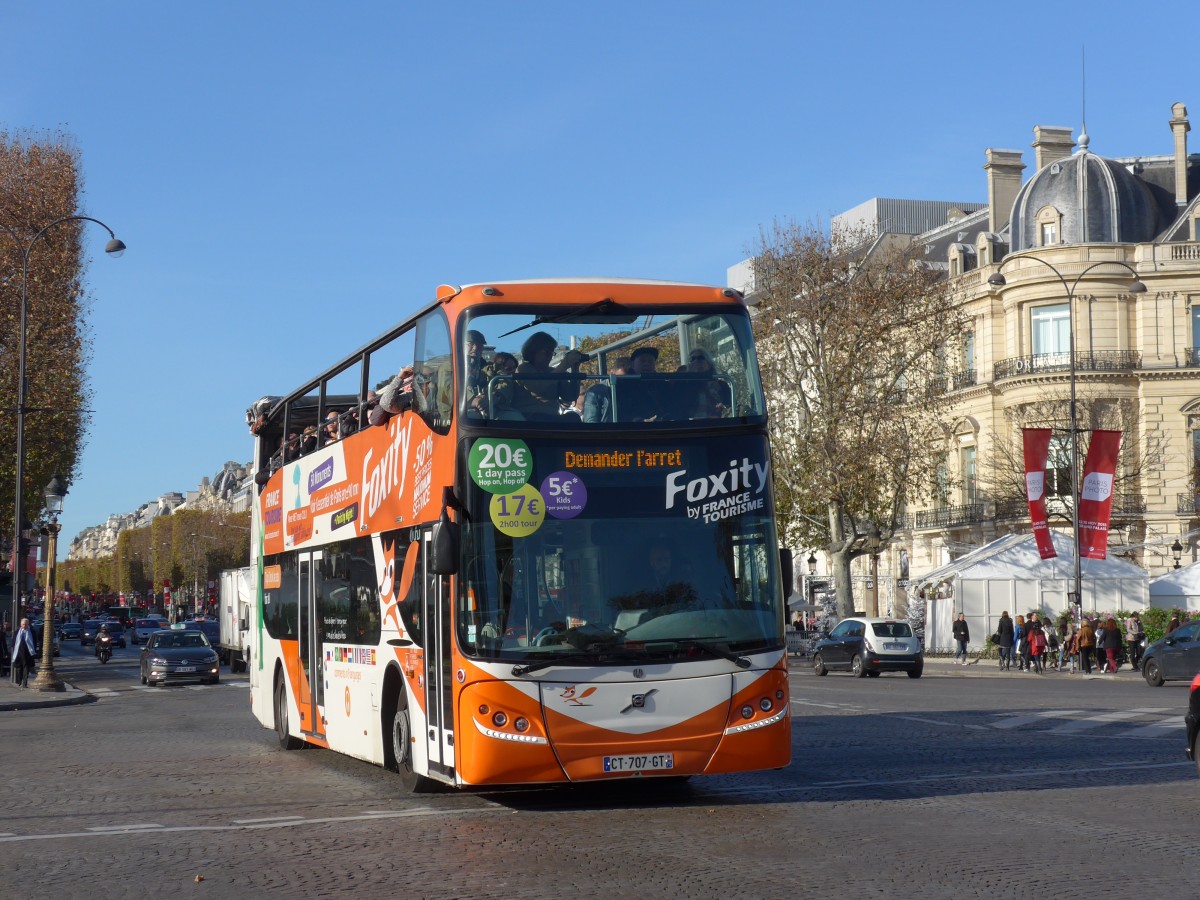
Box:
[420, 528, 455, 780]
[296, 551, 326, 739]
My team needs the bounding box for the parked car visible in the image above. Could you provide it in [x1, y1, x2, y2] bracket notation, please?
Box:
[812, 617, 924, 678]
[1142, 620, 1200, 686]
[130, 617, 168, 645]
[139, 627, 220, 686]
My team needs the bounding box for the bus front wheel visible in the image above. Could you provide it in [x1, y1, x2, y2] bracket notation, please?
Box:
[389, 694, 438, 793]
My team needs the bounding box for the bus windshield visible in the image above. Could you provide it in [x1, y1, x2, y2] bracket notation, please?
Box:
[456, 434, 784, 665]
[459, 304, 765, 425]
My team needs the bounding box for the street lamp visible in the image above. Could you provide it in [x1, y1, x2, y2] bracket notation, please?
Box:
[806, 553, 818, 575]
[865, 525, 883, 617]
[1172, 539, 1183, 569]
[32, 474, 66, 692]
[5, 216, 125, 631]
[988, 257, 1146, 623]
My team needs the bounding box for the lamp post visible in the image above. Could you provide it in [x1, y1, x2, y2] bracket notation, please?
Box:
[988, 257, 1146, 624]
[1172, 539, 1183, 569]
[865, 525, 882, 617]
[5, 216, 125, 631]
[32, 475, 66, 692]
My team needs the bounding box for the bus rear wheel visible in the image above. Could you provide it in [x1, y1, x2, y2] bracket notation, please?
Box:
[275, 676, 303, 751]
[389, 694, 437, 793]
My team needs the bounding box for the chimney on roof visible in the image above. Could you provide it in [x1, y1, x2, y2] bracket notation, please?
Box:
[1170, 102, 1190, 207]
[983, 149, 1026, 234]
[1032, 126, 1075, 171]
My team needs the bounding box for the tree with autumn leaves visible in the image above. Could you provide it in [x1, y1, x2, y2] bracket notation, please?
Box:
[750, 220, 971, 618]
[0, 132, 95, 553]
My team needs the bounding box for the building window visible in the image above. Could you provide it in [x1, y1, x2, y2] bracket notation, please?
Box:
[1041, 222, 1058, 246]
[964, 331, 975, 373]
[1192, 305, 1200, 353]
[935, 455, 949, 507]
[961, 446, 977, 505]
[1047, 435, 1073, 500]
[1032, 303, 1070, 356]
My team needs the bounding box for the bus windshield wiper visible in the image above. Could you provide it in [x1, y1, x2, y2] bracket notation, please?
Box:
[511, 655, 579, 677]
[497, 299, 636, 339]
[676, 640, 752, 669]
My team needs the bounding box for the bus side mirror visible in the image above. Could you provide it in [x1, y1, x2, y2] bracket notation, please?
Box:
[779, 548, 793, 600]
[429, 508, 460, 576]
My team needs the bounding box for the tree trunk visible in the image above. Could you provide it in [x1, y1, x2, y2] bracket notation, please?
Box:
[830, 545, 855, 619]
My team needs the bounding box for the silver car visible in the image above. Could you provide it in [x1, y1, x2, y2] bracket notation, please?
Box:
[139, 629, 220, 687]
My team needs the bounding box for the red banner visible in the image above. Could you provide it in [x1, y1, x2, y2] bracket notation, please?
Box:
[1022, 428, 1057, 559]
[1079, 429, 1122, 559]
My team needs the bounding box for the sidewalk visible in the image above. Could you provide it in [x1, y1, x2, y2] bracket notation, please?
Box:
[0, 669, 93, 711]
[923, 656, 1143, 679]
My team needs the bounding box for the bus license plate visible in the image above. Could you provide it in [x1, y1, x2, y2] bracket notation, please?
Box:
[602, 753, 674, 773]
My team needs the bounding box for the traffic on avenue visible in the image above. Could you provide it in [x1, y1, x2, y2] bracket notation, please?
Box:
[1, 639, 1198, 898]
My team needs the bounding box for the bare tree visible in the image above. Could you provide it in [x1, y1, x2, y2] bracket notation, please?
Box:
[751, 220, 970, 617]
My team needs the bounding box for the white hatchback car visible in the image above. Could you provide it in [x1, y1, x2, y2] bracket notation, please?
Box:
[812, 617, 924, 678]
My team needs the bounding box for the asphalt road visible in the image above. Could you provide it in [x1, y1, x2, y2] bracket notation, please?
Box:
[1, 645, 1196, 899]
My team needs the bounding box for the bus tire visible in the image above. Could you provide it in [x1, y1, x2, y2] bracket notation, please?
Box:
[274, 674, 303, 751]
[389, 693, 437, 793]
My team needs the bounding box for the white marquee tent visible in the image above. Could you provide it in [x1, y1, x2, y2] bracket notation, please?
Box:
[1148, 563, 1200, 611]
[916, 532, 1152, 653]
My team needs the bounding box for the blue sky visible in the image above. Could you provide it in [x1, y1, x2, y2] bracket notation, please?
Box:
[4, 1, 1197, 556]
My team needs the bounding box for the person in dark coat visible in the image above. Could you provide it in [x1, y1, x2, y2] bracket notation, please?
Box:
[995, 611, 1015, 670]
[11, 617, 36, 688]
[952, 613, 970, 665]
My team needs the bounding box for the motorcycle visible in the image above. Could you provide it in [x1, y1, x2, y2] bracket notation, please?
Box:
[96, 632, 114, 664]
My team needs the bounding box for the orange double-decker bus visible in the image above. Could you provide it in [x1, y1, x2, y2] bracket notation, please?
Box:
[244, 278, 793, 790]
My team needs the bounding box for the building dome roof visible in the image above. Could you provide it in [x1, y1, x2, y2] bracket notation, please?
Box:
[1009, 135, 1161, 249]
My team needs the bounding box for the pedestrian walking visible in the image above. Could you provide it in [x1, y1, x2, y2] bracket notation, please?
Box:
[1028, 618, 1047, 673]
[1060, 621, 1078, 672]
[995, 611, 1015, 670]
[1078, 617, 1095, 674]
[1167, 612, 1182, 634]
[1102, 617, 1122, 673]
[1013, 615, 1027, 671]
[11, 617, 36, 688]
[952, 613, 970, 664]
[1125, 612, 1145, 671]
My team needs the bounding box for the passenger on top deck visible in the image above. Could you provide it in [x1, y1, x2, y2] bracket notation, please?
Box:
[512, 331, 586, 420]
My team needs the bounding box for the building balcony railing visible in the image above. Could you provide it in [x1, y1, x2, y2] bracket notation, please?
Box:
[994, 350, 1141, 381]
[903, 494, 1147, 531]
[1185, 349, 1200, 367]
[928, 368, 978, 394]
[912, 503, 986, 530]
[1178, 493, 1200, 515]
